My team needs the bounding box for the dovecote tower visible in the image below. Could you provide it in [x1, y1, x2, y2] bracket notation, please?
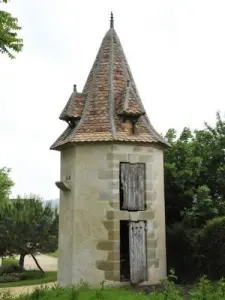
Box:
[51, 14, 169, 287]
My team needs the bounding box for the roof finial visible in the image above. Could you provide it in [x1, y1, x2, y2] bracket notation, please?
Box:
[73, 84, 77, 92]
[110, 12, 114, 29]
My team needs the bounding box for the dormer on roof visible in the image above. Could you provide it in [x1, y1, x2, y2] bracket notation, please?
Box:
[59, 85, 86, 129]
[117, 80, 145, 117]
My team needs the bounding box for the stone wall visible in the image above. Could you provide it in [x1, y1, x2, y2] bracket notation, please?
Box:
[57, 143, 166, 286]
[103, 144, 167, 283]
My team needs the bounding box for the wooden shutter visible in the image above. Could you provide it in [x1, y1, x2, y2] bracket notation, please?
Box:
[120, 163, 130, 210]
[120, 163, 145, 211]
[136, 164, 145, 210]
[129, 221, 148, 283]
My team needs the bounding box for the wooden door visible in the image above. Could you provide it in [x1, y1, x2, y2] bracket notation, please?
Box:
[120, 163, 145, 211]
[129, 221, 148, 283]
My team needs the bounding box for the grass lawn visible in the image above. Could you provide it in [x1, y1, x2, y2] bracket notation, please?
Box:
[0, 271, 57, 288]
[0, 285, 164, 300]
[48, 250, 58, 258]
[1, 257, 57, 288]
[2, 258, 19, 266]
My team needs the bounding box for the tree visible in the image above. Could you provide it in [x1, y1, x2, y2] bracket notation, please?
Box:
[0, 0, 23, 58]
[0, 195, 59, 272]
[182, 185, 225, 228]
[164, 112, 225, 227]
[0, 167, 14, 205]
[164, 127, 202, 225]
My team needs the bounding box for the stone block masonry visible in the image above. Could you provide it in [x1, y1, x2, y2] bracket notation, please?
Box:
[95, 144, 166, 284]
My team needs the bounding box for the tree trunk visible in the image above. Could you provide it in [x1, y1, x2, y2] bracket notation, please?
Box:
[30, 253, 45, 273]
[19, 253, 26, 269]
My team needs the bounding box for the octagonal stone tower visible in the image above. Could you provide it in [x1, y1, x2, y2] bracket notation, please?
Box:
[50, 14, 169, 287]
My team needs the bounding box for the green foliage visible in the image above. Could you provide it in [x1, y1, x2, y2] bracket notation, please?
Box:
[165, 112, 225, 281]
[0, 268, 44, 284]
[19, 270, 44, 281]
[166, 223, 198, 283]
[2, 257, 18, 266]
[0, 273, 21, 283]
[0, 271, 57, 288]
[2, 276, 225, 299]
[189, 276, 225, 299]
[196, 216, 225, 280]
[0, 195, 59, 270]
[182, 185, 225, 228]
[0, 264, 23, 276]
[164, 127, 202, 225]
[0, 167, 14, 205]
[160, 269, 183, 300]
[165, 112, 225, 227]
[0, 167, 14, 256]
[48, 250, 58, 258]
[0, 1, 23, 58]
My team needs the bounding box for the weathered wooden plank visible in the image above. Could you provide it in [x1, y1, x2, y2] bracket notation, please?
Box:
[129, 164, 136, 210]
[136, 164, 145, 210]
[120, 163, 130, 210]
[120, 163, 145, 211]
[129, 221, 148, 283]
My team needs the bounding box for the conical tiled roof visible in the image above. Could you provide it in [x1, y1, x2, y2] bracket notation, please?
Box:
[50, 15, 169, 150]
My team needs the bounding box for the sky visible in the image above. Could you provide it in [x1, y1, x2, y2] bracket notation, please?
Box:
[1, 0, 225, 200]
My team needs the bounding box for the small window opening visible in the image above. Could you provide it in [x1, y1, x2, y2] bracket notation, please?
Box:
[121, 116, 139, 135]
[68, 120, 76, 129]
[67, 117, 80, 129]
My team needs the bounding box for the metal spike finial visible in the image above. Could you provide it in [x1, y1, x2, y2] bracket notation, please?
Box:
[110, 12, 114, 29]
[73, 84, 77, 92]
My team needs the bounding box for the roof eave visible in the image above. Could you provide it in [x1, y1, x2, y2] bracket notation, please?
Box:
[50, 138, 170, 151]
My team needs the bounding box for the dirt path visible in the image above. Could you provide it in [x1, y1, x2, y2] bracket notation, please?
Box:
[16, 254, 58, 271]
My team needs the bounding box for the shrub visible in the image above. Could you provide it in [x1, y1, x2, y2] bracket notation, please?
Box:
[0, 273, 22, 283]
[0, 264, 23, 276]
[19, 270, 45, 280]
[0, 270, 46, 284]
[197, 216, 225, 280]
[166, 222, 199, 283]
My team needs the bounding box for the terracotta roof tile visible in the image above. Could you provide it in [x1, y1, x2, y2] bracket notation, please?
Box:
[50, 18, 169, 150]
[60, 90, 86, 121]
